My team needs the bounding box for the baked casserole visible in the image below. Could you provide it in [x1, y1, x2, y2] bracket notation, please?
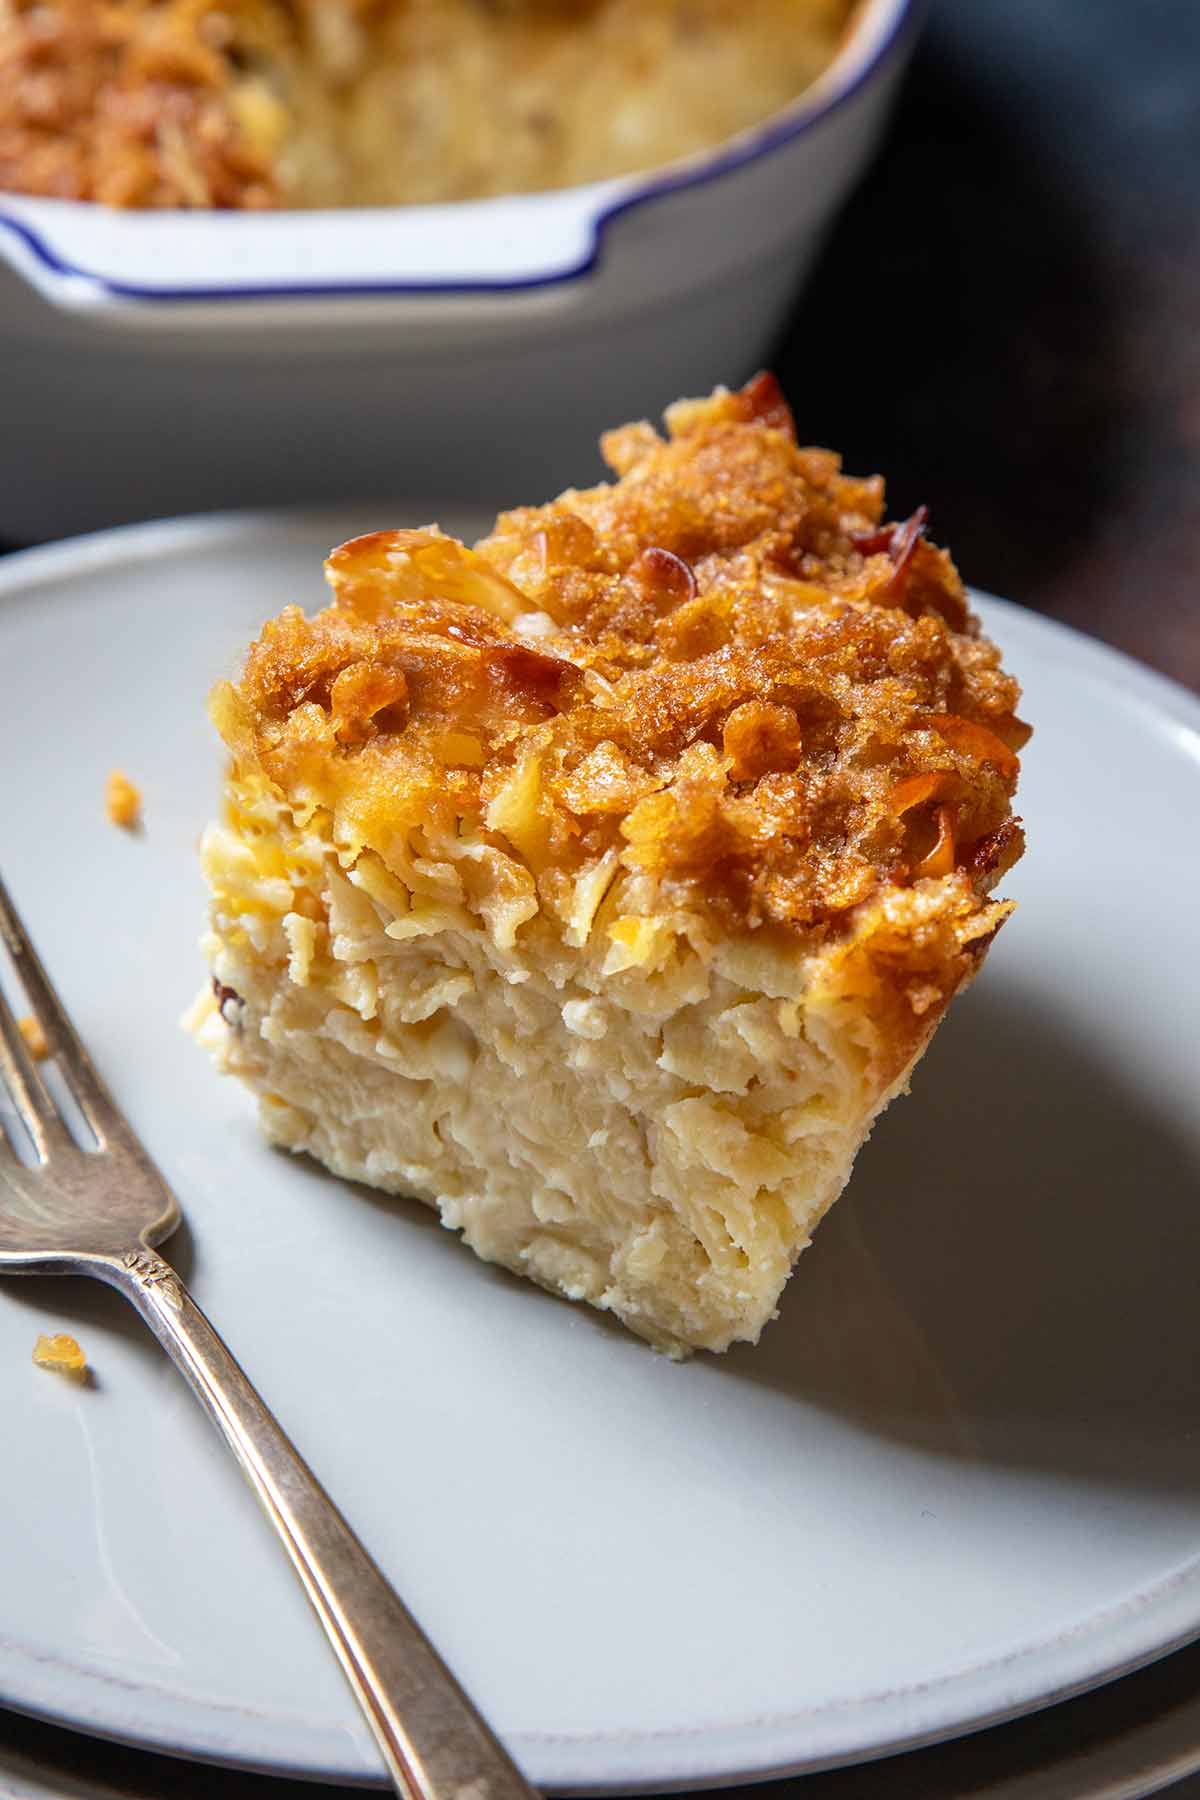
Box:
[1, 0, 859, 208]
[191, 376, 1029, 1354]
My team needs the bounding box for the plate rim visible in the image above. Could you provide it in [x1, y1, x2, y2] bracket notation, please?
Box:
[1, 508, 1199, 1793]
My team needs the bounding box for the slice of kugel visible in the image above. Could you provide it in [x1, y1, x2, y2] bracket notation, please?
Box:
[192, 376, 1029, 1355]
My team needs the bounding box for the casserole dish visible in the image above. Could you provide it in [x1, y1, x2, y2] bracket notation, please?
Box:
[0, 0, 915, 540]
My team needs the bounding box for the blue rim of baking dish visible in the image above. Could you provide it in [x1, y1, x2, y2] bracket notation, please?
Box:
[0, 0, 916, 305]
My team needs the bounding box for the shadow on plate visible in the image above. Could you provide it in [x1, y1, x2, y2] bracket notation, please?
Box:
[724, 977, 1200, 1498]
[7, 973, 1198, 1511]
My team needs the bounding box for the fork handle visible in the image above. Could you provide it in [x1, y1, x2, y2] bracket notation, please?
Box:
[101, 1246, 538, 1800]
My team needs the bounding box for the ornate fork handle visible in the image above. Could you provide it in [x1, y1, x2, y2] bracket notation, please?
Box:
[101, 1246, 535, 1800]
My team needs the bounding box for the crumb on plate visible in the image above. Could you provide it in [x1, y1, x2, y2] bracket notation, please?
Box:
[32, 1333, 89, 1380]
[105, 769, 142, 829]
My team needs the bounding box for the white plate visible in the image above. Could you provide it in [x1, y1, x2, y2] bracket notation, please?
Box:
[1, 512, 1199, 1793]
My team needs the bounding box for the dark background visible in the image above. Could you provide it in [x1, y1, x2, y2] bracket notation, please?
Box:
[2, 0, 1200, 1795]
[778, 0, 1200, 694]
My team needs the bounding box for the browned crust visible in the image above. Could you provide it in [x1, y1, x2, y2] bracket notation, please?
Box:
[0, 0, 284, 207]
[813, 877, 1015, 1102]
[213, 377, 1030, 955]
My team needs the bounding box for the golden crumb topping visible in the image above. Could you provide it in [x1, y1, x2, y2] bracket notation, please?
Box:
[213, 377, 1029, 956]
[105, 768, 143, 828]
[0, 0, 288, 207]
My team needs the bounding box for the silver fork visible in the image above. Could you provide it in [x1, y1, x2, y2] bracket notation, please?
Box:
[0, 872, 538, 1800]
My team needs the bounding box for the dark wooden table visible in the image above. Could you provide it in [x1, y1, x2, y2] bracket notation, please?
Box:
[2, 1, 1199, 1795]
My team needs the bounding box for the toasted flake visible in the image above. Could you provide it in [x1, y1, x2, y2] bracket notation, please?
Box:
[32, 1333, 88, 1380]
[105, 770, 142, 829]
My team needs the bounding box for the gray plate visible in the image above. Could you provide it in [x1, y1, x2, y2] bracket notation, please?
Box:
[1, 515, 1199, 1791]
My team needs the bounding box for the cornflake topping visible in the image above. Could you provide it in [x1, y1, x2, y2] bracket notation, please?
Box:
[214, 376, 1029, 948]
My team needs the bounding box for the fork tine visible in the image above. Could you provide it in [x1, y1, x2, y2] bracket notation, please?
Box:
[0, 872, 118, 1150]
[0, 1056, 27, 1165]
[0, 978, 71, 1161]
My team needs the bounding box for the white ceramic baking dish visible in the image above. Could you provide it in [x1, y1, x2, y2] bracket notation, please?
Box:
[0, 0, 916, 541]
